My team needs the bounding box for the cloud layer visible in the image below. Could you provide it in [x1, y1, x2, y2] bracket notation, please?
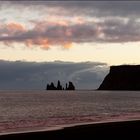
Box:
[0, 1, 140, 49]
[0, 60, 108, 89]
[1, 18, 140, 49]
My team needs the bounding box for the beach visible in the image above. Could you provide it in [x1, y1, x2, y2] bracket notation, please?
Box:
[0, 119, 139, 139]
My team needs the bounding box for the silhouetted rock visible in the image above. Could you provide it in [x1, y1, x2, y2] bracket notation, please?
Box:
[46, 80, 75, 90]
[98, 65, 140, 90]
[57, 80, 62, 90]
[66, 81, 75, 90]
[46, 82, 57, 90]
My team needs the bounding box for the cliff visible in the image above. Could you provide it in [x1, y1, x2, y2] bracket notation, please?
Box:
[98, 65, 140, 90]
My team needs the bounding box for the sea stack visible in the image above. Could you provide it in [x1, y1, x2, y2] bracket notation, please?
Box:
[98, 65, 140, 90]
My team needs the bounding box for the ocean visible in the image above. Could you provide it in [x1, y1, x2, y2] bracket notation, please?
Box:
[0, 90, 140, 133]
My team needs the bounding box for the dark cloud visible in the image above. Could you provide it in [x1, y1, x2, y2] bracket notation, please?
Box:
[0, 1, 139, 21]
[0, 60, 108, 90]
[99, 18, 140, 43]
[2, 1, 140, 17]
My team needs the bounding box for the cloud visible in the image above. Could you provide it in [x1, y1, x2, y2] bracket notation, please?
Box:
[0, 60, 108, 90]
[1, 18, 140, 49]
[3, 1, 140, 17]
[1, 1, 140, 21]
[0, 21, 100, 49]
[0, 1, 140, 49]
[98, 18, 140, 43]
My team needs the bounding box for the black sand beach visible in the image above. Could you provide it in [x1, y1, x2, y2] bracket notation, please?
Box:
[0, 120, 139, 139]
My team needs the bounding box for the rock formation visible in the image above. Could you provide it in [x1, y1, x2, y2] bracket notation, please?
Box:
[46, 82, 56, 90]
[98, 65, 140, 90]
[46, 80, 75, 90]
[57, 80, 62, 90]
[66, 81, 75, 90]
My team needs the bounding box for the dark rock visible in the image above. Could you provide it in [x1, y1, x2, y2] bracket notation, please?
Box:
[46, 82, 57, 90]
[98, 65, 140, 90]
[46, 81, 75, 90]
[66, 81, 75, 90]
[57, 80, 62, 90]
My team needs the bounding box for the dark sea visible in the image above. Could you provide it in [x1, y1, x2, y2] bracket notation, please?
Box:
[0, 90, 140, 133]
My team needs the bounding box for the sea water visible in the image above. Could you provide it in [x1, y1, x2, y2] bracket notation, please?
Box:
[0, 90, 140, 132]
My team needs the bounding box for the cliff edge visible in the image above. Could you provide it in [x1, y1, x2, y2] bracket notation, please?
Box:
[98, 65, 140, 90]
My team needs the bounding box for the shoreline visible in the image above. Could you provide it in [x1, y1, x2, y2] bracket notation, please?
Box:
[0, 119, 139, 139]
[0, 113, 140, 134]
[0, 113, 140, 133]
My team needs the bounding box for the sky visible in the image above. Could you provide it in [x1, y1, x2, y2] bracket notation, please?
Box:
[0, 1, 140, 89]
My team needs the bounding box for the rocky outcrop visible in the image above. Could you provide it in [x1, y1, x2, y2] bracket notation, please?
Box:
[46, 80, 75, 90]
[65, 82, 75, 90]
[98, 65, 140, 90]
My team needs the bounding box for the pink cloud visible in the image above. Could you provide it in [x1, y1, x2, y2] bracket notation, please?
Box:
[0, 18, 140, 50]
